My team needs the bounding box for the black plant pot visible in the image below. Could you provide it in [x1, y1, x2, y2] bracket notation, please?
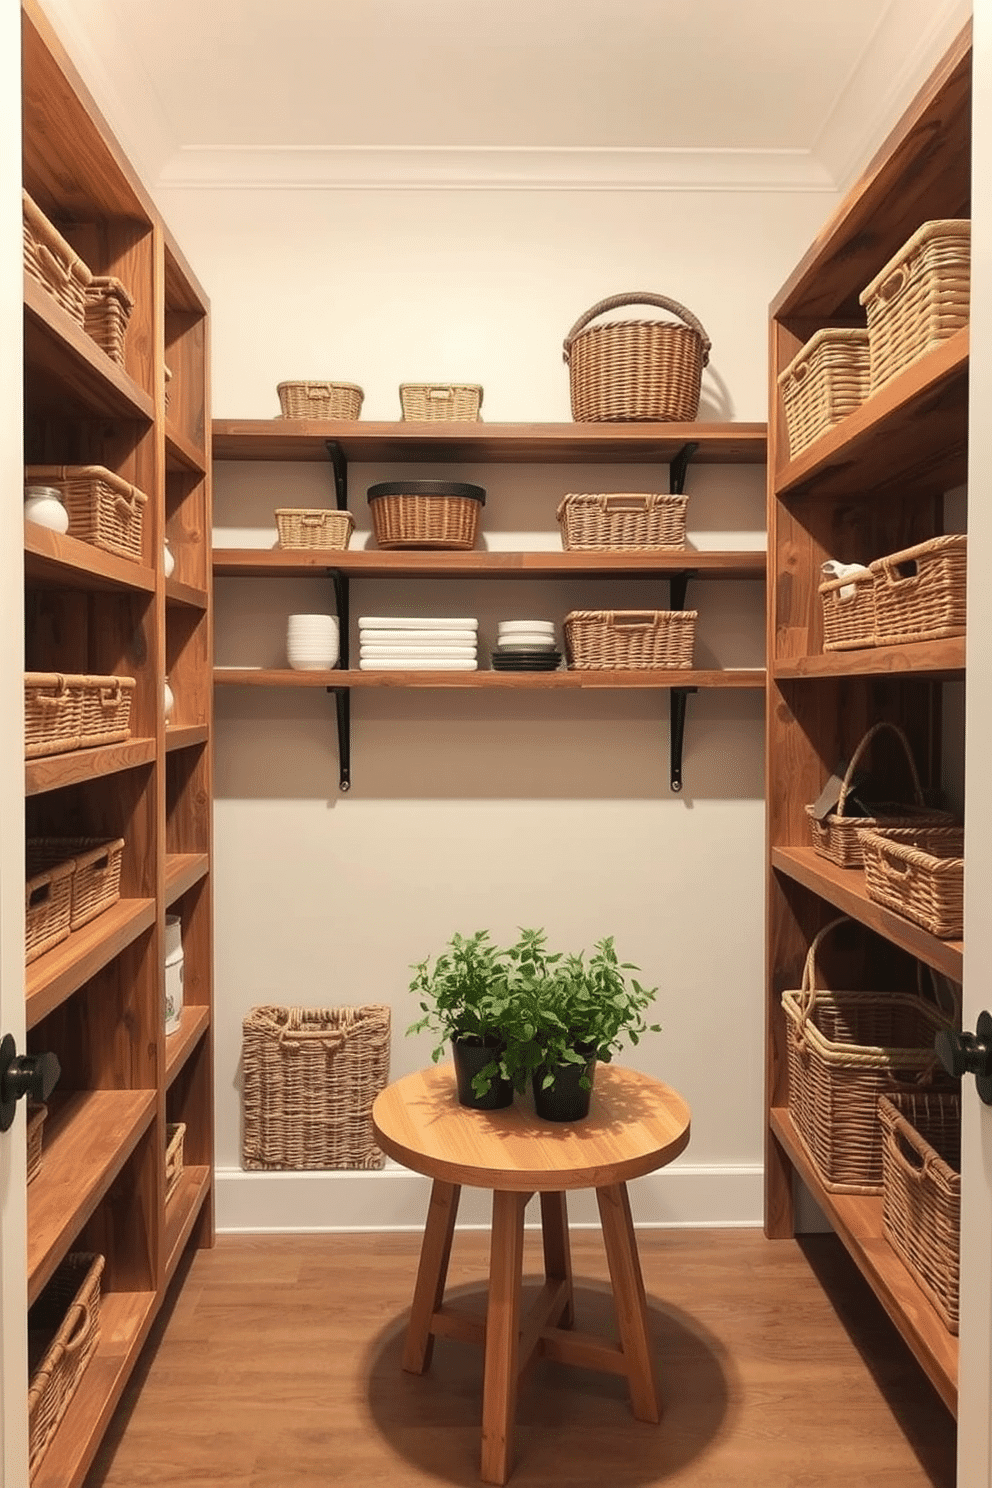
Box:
[451, 1035, 514, 1110]
[532, 1046, 598, 1122]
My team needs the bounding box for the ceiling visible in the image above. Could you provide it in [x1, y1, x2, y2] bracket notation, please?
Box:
[41, 0, 971, 191]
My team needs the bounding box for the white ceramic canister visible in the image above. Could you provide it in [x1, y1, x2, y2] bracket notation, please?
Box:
[286, 613, 340, 670]
[163, 675, 175, 723]
[24, 484, 69, 534]
[163, 537, 175, 577]
[164, 913, 184, 1034]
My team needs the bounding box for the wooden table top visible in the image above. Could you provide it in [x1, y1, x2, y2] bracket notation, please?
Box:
[372, 1063, 691, 1192]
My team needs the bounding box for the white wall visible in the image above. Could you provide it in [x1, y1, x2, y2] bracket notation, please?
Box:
[152, 181, 835, 1231]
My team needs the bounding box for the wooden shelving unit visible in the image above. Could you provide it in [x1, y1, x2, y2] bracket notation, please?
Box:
[20, 3, 213, 1482]
[764, 22, 970, 1414]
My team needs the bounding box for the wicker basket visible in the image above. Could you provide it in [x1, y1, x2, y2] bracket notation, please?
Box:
[557, 493, 688, 551]
[83, 275, 134, 366]
[24, 673, 84, 759]
[242, 1004, 391, 1170]
[563, 293, 710, 423]
[26, 1103, 47, 1185]
[165, 1121, 186, 1202]
[27, 838, 125, 931]
[22, 190, 92, 325]
[820, 565, 875, 651]
[78, 675, 135, 749]
[275, 509, 355, 550]
[28, 1253, 104, 1480]
[805, 721, 953, 869]
[400, 383, 483, 421]
[778, 328, 871, 460]
[879, 1091, 961, 1332]
[858, 825, 965, 939]
[782, 918, 954, 1194]
[277, 381, 364, 420]
[25, 464, 148, 564]
[564, 609, 696, 669]
[367, 480, 485, 550]
[860, 220, 971, 394]
[870, 534, 967, 646]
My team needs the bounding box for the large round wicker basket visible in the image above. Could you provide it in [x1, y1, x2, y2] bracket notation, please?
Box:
[563, 292, 710, 422]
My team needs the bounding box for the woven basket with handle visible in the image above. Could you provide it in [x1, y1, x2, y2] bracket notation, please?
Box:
[400, 383, 483, 421]
[242, 1004, 391, 1170]
[564, 609, 696, 669]
[25, 464, 148, 564]
[805, 720, 954, 869]
[277, 381, 364, 420]
[782, 917, 956, 1195]
[556, 492, 687, 551]
[563, 292, 710, 422]
[859, 219, 970, 394]
[22, 189, 92, 326]
[28, 1253, 104, 1478]
[83, 275, 134, 366]
[857, 824, 965, 939]
[275, 508, 354, 550]
[870, 533, 967, 646]
[879, 1091, 961, 1333]
[777, 327, 871, 460]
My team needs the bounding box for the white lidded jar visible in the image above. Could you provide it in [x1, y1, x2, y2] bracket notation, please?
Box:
[24, 484, 69, 534]
[164, 913, 184, 1035]
[163, 675, 175, 723]
[163, 537, 175, 577]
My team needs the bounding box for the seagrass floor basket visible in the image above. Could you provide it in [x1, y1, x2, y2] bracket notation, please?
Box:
[778, 327, 871, 460]
[28, 1253, 104, 1481]
[557, 492, 687, 551]
[782, 918, 954, 1194]
[242, 1004, 390, 1169]
[879, 1090, 961, 1333]
[563, 292, 710, 422]
[860, 219, 970, 394]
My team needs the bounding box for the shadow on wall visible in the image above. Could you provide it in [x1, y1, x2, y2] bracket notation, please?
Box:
[214, 687, 765, 803]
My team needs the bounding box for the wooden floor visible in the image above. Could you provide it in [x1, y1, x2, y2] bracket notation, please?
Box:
[84, 1227, 955, 1488]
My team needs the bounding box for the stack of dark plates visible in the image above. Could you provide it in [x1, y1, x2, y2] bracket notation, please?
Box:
[491, 620, 562, 672]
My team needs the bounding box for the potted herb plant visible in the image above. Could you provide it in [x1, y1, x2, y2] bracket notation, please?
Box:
[406, 930, 515, 1110]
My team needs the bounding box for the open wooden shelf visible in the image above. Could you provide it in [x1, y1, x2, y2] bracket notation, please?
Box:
[774, 637, 966, 680]
[213, 547, 766, 579]
[165, 1004, 210, 1087]
[769, 1107, 957, 1414]
[164, 1166, 211, 1282]
[165, 422, 207, 475]
[165, 575, 209, 610]
[24, 527, 156, 594]
[26, 898, 156, 1029]
[23, 274, 154, 424]
[215, 666, 766, 690]
[213, 419, 767, 465]
[27, 1089, 156, 1303]
[25, 739, 157, 797]
[164, 723, 209, 753]
[165, 852, 209, 905]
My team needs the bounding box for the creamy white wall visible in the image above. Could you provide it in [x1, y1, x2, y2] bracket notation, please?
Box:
[151, 182, 836, 1230]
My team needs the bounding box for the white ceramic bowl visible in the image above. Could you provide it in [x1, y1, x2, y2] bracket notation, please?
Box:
[287, 613, 339, 669]
[496, 636, 558, 651]
[498, 619, 555, 635]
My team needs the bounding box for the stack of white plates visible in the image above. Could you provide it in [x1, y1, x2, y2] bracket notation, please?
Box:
[492, 620, 562, 672]
[358, 616, 479, 671]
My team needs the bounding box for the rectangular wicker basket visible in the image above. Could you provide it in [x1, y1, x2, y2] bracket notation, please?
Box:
[820, 566, 875, 651]
[782, 918, 954, 1194]
[557, 493, 688, 551]
[275, 508, 354, 550]
[25, 464, 148, 564]
[166, 1121, 186, 1202]
[860, 219, 971, 394]
[24, 673, 83, 759]
[277, 381, 364, 420]
[564, 609, 697, 669]
[27, 838, 125, 931]
[241, 1004, 390, 1170]
[778, 327, 871, 460]
[22, 189, 92, 326]
[83, 275, 134, 366]
[869, 534, 967, 646]
[400, 383, 482, 421]
[78, 674, 135, 749]
[28, 1253, 104, 1481]
[879, 1091, 961, 1333]
[27, 1103, 47, 1185]
[857, 825, 965, 939]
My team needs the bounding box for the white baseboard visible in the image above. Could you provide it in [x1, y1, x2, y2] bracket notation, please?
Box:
[216, 1160, 763, 1234]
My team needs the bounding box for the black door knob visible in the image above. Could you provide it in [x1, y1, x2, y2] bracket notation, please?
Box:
[0, 1034, 60, 1132]
[935, 1011, 992, 1105]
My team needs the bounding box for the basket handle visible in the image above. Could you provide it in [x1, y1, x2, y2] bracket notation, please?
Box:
[607, 610, 662, 629]
[36, 241, 77, 289]
[58, 1299, 92, 1355]
[300, 514, 326, 526]
[278, 1007, 387, 1053]
[427, 387, 455, 401]
[563, 293, 711, 366]
[873, 552, 920, 589]
[835, 720, 925, 818]
[887, 1116, 937, 1183]
[797, 916, 851, 1020]
[113, 489, 141, 518]
[99, 681, 123, 708]
[36, 677, 72, 707]
[876, 264, 910, 307]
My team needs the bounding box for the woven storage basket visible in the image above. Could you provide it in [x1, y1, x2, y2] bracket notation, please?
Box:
[27, 838, 125, 931]
[557, 493, 688, 551]
[277, 381, 364, 420]
[778, 327, 871, 460]
[367, 480, 485, 550]
[879, 1091, 961, 1333]
[782, 918, 954, 1194]
[28, 1253, 103, 1480]
[22, 190, 92, 326]
[805, 721, 953, 869]
[870, 534, 967, 646]
[820, 564, 875, 651]
[275, 508, 355, 550]
[165, 1121, 186, 1202]
[563, 292, 710, 423]
[83, 275, 133, 366]
[400, 383, 483, 421]
[25, 464, 148, 564]
[860, 220, 971, 394]
[242, 1004, 391, 1170]
[564, 609, 696, 669]
[24, 672, 84, 759]
[77, 675, 135, 749]
[25, 856, 74, 964]
[858, 825, 965, 939]
[26, 1103, 47, 1185]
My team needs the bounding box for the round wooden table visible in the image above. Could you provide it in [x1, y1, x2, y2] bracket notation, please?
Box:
[372, 1063, 691, 1485]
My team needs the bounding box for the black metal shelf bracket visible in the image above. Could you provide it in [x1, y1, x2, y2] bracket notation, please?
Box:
[327, 567, 351, 791]
[324, 440, 349, 511]
[669, 441, 699, 496]
[669, 687, 697, 794]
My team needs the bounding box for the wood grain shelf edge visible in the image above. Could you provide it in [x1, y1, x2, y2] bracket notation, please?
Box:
[25, 738, 157, 796]
[164, 852, 209, 905]
[164, 723, 209, 752]
[774, 638, 966, 680]
[164, 1166, 211, 1282]
[24, 528, 156, 594]
[212, 548, 767, 580]
[23, 273, 154, 423]
[165, 1004, 211, 1087]
[26, 898, 156, 1029]
[214, 667, 766, 690]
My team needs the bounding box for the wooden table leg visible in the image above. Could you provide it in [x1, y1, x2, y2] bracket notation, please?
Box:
[402, 1178, 461, 1375]
[596, 1182, 661, 1424]
[480, 1189, 530, 1485]
[539, 1191, 574, 1328]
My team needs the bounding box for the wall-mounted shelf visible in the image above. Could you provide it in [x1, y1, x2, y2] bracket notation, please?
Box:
[215, 666, 765, 690]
